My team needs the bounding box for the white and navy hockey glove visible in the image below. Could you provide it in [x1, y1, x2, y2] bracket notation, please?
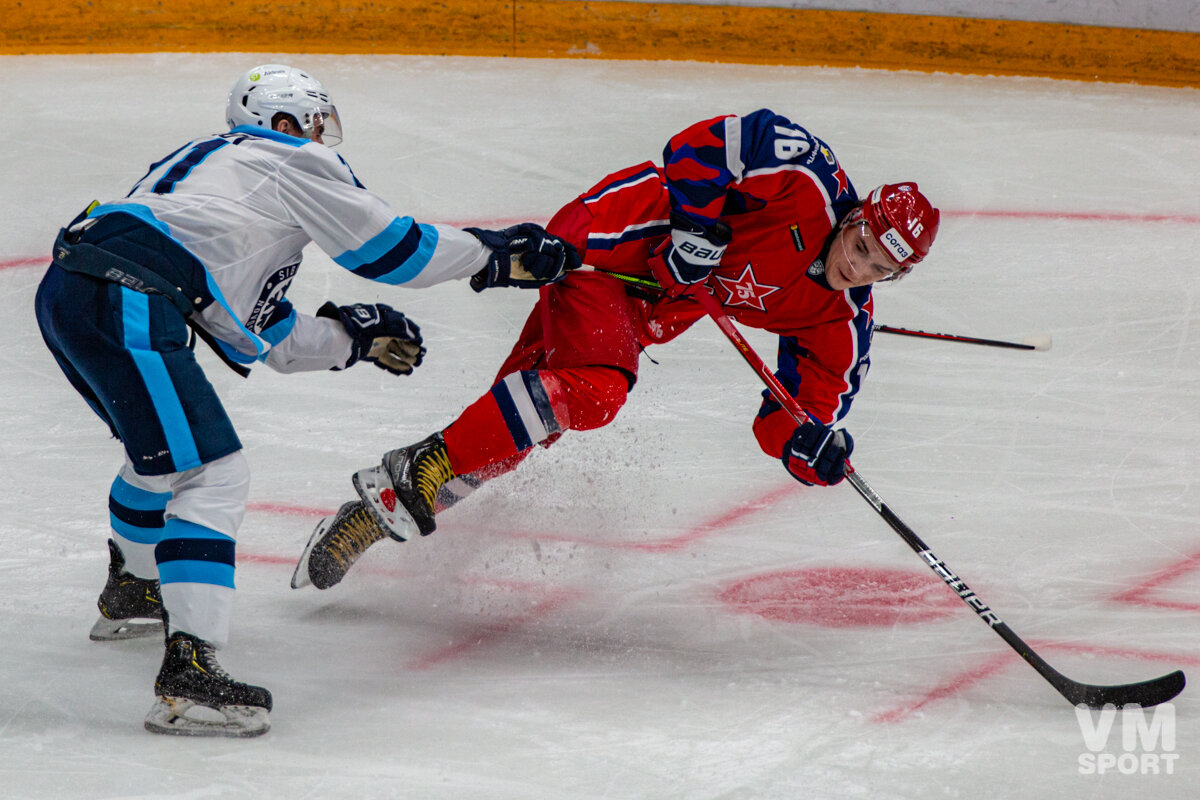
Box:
[650, 211, 732, 297]
[466, 223, 581, 292]
[784, 421, 854, 487]
[318, 301, 425, 376]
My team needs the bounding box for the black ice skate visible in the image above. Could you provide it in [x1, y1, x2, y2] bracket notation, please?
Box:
[290, 501, 388, 590]
[353, 432, 455, 541]
[89, 538, 165, 641]
[144, 631, 272, 738]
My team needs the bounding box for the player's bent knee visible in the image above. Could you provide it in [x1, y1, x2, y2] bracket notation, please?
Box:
[164, 450, 251, 538]
[556, 366, 629, 431]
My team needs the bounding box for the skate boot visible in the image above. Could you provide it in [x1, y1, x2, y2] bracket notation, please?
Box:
[353, 432, 455, 541]
[144, 631, 272, 738]
[89, 539, 165, 641]
[290, 501, 388, 590]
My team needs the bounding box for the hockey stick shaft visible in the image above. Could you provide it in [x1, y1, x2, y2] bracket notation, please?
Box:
[874, 324, 1046, 351]
[687, 284, 1183, 709]
[584, 268, 1048, 352]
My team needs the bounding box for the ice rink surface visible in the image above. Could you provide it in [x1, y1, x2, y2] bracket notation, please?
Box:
[2, 52, 1199, 799]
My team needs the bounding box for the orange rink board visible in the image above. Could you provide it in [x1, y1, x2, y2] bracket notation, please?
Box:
[2, 0, 1198, 88]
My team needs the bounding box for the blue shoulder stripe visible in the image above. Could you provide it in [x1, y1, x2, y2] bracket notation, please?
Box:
[586, 220, 671, 251]
[581, 165, 660, 204]
[153, 138, 230, 194]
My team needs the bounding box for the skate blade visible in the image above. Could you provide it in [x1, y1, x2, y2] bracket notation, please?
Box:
[89, 616, 165, 642]
[353, 464, 419, 542]
[145, 697, 270, 738]
[290, 513, 335, 589]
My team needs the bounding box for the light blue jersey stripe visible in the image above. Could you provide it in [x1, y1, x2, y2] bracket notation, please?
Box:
[230, 125, 308, 148]
[162, 519, 236, 542]
[109, 475, 171, 511]
[334, 217, 417, 269]
[110, 516, 164, 544]
[333, 217, 439, 285]
[157, 560, 236, 588]
[121, 289, 201, 471]
[259, 309, 298, 347]
[89, 203, 171, 236]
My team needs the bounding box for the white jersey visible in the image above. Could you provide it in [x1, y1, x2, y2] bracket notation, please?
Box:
[90, 126, 489, 372]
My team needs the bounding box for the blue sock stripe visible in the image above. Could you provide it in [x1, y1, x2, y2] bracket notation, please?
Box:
[108, 497, 165, 530]
[491, 380, 534, 452]
[156, 559, 236, 589]
[162, 518, 235, 542]
[108, 476, 171, 511]
[156, 537, 235, 567]
[110, 514, 165, 544]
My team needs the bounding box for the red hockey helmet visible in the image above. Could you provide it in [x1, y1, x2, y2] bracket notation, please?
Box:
[860, 183, 939, 278]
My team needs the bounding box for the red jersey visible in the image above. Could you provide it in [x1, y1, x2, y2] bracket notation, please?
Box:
[553, 110, 874, 459]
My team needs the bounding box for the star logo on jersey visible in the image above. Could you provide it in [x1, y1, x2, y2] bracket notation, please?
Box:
[714, 263, 782, 312]
[832, 162, 850, 197]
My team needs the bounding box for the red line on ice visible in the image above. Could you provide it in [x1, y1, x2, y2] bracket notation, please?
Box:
[405, 585, 585, 671]
[0, 256, 48, 270]
[872, 642, 1200, 723]
[242, 482, 801, 553]
[3, 206, 1198, 274]
[511, 482, 802, 552]
[946, 209, 1200, 225]
[1109, 549, 1200, 613]
[872, 651, 1014, 724]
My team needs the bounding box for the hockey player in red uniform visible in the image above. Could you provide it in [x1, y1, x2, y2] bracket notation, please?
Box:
[292, 108, 940, 590]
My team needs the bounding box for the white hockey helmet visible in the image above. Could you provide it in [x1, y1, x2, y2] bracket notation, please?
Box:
[226, 65, 343, 146]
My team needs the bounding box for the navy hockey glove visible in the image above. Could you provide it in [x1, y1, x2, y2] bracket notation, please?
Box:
[318, 301, 425, 376]
[466, 223, 581, 292]
[783, 421, 854, 487]
[649, 211, 732, 298]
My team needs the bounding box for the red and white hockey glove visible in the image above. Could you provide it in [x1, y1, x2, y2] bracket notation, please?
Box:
[784, 421, 854, 486]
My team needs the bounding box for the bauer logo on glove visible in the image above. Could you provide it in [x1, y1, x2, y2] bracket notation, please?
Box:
[318, 301, 425, 375]
[466, 223, 582, 291]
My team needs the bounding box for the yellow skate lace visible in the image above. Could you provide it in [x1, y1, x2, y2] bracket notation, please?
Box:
[415, 446, 455, 510]
[327, 506, 386, 568]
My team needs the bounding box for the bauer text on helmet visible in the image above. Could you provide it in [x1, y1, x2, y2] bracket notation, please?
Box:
[226, 65, 344, 146]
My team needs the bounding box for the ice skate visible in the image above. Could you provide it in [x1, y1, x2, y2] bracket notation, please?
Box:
[353, 432, 454, 540]
[290, 501, 388, 590]
[89, 539, 165, 641]
[144, 631, 272, 738]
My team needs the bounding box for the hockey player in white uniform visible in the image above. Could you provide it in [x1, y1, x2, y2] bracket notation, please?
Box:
[34, 65, 578, 737]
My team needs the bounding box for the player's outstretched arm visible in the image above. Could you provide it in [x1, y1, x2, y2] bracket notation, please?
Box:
[465, 223, 581, 291]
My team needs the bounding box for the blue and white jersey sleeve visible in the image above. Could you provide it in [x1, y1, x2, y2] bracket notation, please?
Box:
[99, 127, 487, 373]
[271, 140, 489, 288]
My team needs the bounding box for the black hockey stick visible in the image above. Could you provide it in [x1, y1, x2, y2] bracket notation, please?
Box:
[875, 324, 1051, 351]
[688, 283, 1185, 709]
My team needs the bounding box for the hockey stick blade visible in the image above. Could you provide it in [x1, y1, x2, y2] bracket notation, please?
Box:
[685, 282, 1186, 710]
[1058, 669, 1185, 710]
[847, 469, 1185, 710]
